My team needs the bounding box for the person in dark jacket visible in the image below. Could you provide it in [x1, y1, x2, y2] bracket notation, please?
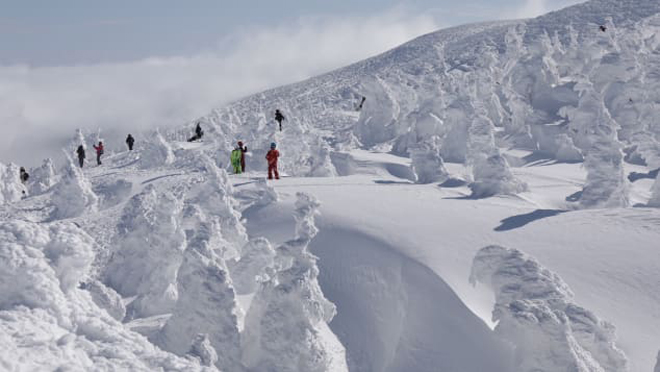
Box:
[126, 134, 135, 151]
[188, 123, 204, 142]
[77, 145, 86, 168]
[274, 110, 286, 132]
[237, 141, 248, 172]
[357, 96, 366, 111]
[19, 167, 29, 184]
[93, 141, 104, 165]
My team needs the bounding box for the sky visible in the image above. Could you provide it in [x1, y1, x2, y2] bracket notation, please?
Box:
[0, 0, 583, 166]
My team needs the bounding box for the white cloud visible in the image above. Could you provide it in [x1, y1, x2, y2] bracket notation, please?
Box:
[0, 9, 438, 167]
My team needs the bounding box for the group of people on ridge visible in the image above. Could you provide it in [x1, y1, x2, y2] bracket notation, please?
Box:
[75, 134, 135, 169]
[231, 141, 280, 180]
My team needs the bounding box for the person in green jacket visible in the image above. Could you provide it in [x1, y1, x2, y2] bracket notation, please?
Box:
[231, 146, 242, 174]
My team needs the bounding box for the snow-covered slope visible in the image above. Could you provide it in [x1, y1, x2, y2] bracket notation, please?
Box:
[2, 0, 660, 371]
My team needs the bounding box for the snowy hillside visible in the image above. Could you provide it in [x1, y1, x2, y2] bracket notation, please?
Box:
[2, 0, 660, 371]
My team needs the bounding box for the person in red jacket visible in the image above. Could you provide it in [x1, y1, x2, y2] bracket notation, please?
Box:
[93, 141, 104, 165]
[266, 142, 280, 180]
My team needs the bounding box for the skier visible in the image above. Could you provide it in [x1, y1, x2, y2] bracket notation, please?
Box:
[77, 145, 86, 168]
[274, 110, 286, 132]
[266, 142, 280, 180]
[126, 134, 135, 151]
[357, 96, 366, 111]
[231, 146, 242, 174]
[188, 122, 204, 142]
[237, 141, 248, 172]
[93, 141, 104, 166]
[599, 25, 607, 32]
[19, 167, 29, 184]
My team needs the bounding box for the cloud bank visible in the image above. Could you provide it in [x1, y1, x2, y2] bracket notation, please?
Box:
[0, 9, 438, 167]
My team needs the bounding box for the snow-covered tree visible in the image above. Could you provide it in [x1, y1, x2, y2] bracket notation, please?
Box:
[104, 185, 185, 318]
[470, 245, 628, 372]
[649, 172, 660, 208]
[139, 129, 175, 169]
[409, 137, 449, 184]
[241, 193, 345, 372]
[156, 246, 241, 371]
[0, 162, 24, 204]
[467, 112, 526, 198]
[50, 156, 98, 219]
[28, 158, 57, 195]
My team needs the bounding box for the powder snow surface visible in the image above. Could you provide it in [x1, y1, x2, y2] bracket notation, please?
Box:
[2, 0, 660, 371]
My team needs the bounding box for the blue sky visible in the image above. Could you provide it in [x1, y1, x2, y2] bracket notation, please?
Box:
[1, 0, 581, 66]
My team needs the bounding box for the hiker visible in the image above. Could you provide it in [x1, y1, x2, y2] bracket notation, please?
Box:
[237, 141, 248, 172]
[231, 146, 242, 174]
[266, 142, 280, 180]
[599, 25, 607, 32]
[93, 141, 104, 165]
[126, 134, 135, 151]
[274, 110, 286, 132]
[188, 123, 204, 142]
[77, 145, 86, 168]
[19, 167, 29, 184]
[357, 96, 366, 111]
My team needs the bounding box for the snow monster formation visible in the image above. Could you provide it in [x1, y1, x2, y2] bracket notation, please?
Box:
[0, 221, 208, 371]
[470, 245, 628, 372]
[50, 156, 98, 220]
[241, 192, 347, 372]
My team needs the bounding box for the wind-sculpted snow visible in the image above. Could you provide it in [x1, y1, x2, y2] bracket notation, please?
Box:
[50, 157, 98, 219]
[242, 193, 347, 372]
[0, 162, 25, 204]
[104, 184, 186, 318]
[470, 245, 628, 372]
[0, 221, 213, 371]
[409, 137, 449, 184]
[155, 244, 242, 371]
[28, 158, 57, 195]
[138, 130, 175, 170]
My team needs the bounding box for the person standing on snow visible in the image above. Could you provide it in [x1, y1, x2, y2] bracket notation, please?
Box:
[93, 141, 104, 165]
[266, 142, 280, 180]
[77, 145, 86, 168]
[19, 167, 29, 184]
[357, 96, 366, 111]
[126, 134, 135, 151]
[188, 122, 204, 142]
[237, 141, 248, 172]
[231, 146, 242, 174]
[274, 109, 286, 132]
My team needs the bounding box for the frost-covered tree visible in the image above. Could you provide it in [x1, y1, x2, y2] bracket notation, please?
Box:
[567, 88, 629, 208]
[139, 129, 175, 169]
[470, 245, 628, 372]
[241, 193, 345, 372]
[0, 221, 212, 371]
[229, 237, 276, 295]
[409, 137, 449, 184]
[467, 111, 526, 198]
[104, 184, 185, 318]
[649, 173, 660, 208]
[50, 156, 98, 219]
[156, 246, 241, 371]
[28, 158, 57, 195]
[0, 162, 24, 204]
